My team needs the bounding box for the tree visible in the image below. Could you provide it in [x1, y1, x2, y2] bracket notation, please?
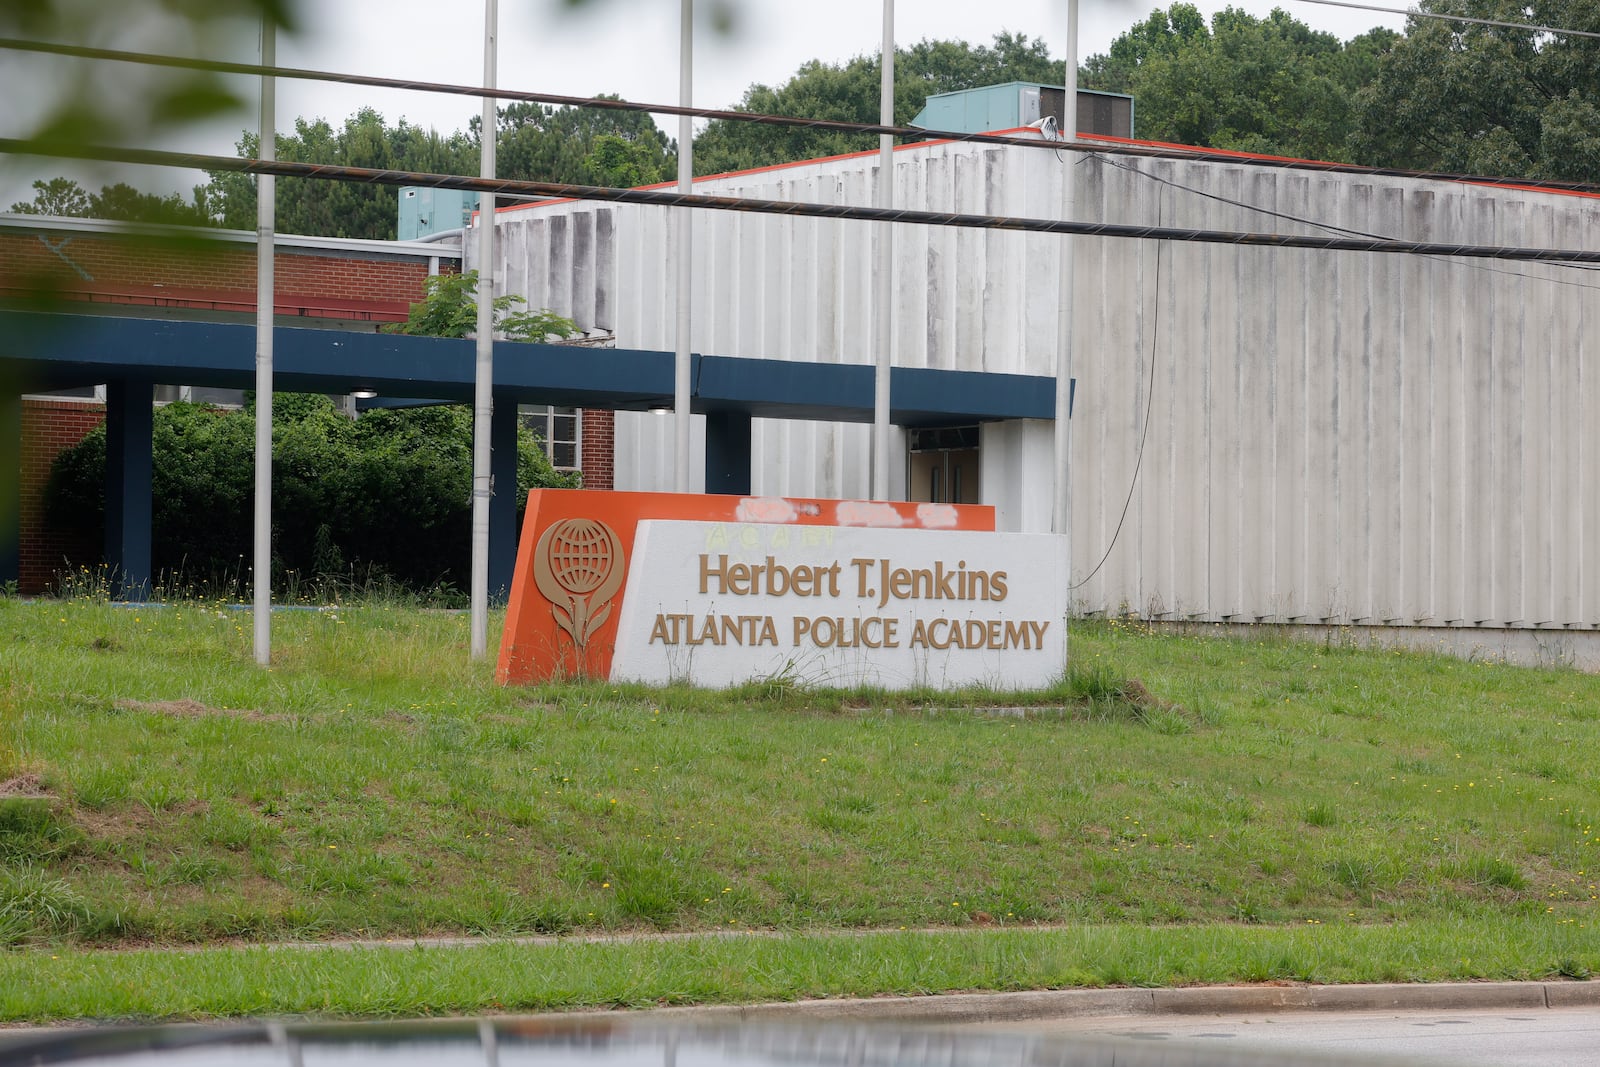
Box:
[44, 396, 578, 597]
[485, 98, 674, 188]
[1351, 0, 1600, 182]
[1080, 6, 1394, 162]
[1080, 3, 1209, 94]
[9, 177, 215, 226]
[205, 109, 478, 238]
[692, 33, 1063, 175]
[202, 100, 675, 239]
[8, 177, 89, 217]
[384, 271, 577, 342]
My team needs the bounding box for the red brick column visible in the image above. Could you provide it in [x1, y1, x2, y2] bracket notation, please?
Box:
[580, 408, 614, 491]
[20, 400, 105, 594]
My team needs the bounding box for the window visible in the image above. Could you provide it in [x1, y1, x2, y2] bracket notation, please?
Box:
[520, 405, 582, 472]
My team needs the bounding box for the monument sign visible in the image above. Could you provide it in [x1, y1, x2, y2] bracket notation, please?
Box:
[498, 490, 1067, 689]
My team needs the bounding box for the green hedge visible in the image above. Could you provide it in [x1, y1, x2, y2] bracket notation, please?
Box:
[44, 395, 578, 597]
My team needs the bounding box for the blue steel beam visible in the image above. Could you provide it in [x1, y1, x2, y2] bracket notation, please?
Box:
[103, 379, 153, 601]
[1, 311, 1055, 424]
[489, 388, 519, 604]
[0, 391, 18, 588]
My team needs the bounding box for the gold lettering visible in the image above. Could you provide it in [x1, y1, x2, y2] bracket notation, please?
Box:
[986, 619, 1002, 649]
[909, 619, 929, 648]
[699, 554, 729, 594]
[1005, 619, 1026, 648]
[860, 617, 882, 648]
[882, 617, 899, 648]
[758, 617, 778, 645]
[852, 558, 876, 601]
[649, 613, 674, 644]
[760, 557, 783, 595]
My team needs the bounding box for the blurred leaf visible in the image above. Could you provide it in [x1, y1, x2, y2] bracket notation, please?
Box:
[151, 78, 246, 124]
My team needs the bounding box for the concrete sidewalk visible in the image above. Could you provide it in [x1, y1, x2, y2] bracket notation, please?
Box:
[3, 980, 1596, 1037]
[635, 980, 1600, 1026]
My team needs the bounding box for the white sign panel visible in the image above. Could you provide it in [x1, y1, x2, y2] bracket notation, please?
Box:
[611, 521, 1069, 689]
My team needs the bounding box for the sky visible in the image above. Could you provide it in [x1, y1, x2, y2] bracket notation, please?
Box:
[0, 0, 1409, 210]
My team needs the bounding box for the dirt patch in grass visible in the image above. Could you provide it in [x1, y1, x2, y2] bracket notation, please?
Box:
[73, 799, 210, 839]
[113, 699, 272, 722]
[0, 773, 51, 798]
[1121, 679, 1176, 713]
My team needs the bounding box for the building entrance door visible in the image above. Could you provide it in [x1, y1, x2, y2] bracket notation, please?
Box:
[907, 426, 980, 505]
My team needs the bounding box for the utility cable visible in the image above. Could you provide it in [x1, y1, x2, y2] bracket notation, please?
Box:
[1292, 0, 1600, 40]
[7, 138, 1600, 266]
[1072, 189, 1165, 591]
[5, 35, 1600, 198]
[1096, 153, 1600, 289]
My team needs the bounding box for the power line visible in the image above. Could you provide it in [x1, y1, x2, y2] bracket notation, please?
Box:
[0, 35, 1109, 156]
[6, 136, 1600, 267]
[1292, 0, 1600, 40]
[6, 35, 1600, 198]
[1073, 188, 1166, 592]
[1096, 153, 1600, 290]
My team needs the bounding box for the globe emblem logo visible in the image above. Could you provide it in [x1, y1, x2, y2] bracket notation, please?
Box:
[533, 518, 627, 670]
[547, 520, 614, 596]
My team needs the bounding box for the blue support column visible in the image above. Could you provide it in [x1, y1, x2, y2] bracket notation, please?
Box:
[0, 392, 19, 589]
[704, 411, 752, 496]
[103, 379, 153, 601]
[489, 390, 520, 606]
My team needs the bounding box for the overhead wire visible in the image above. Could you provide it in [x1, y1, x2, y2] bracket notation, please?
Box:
[1291, 0, 1600, 40]
[5, 35, 1600, 198]
[1094, 153, 1600, 287]
[1072, 186, 1166, 591]
[7, 138, 1600, 267]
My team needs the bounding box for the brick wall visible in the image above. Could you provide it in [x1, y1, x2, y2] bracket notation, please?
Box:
[580, 408, 614, 491]
[19, 399, 104, 594]
[0, 230, 450, 321]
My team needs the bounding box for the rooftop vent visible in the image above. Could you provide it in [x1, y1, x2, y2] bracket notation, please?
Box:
[911, 82, 1133, 140]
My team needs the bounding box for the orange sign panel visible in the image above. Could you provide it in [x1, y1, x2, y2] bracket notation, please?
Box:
[497, 490, 995, 684]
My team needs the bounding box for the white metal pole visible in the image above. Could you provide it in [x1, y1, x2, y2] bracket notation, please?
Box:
[673, 0, 693, 493]
[470, 0, 498, 660]
[252, 18, 275, 667]
[1053, 1, 1079, 544]
[871, 0, 894, 501]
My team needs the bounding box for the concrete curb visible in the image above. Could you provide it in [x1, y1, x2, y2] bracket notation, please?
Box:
[619, 980, 1600, 1026]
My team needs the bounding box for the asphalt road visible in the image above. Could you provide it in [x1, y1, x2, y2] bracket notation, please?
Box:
[968, 1006, 1600, 1065]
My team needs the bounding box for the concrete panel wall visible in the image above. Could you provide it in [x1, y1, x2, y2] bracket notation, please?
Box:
[486, 140, 1600, 630]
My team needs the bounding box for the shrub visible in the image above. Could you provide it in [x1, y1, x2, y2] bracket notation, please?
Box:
[43, 395, 578, 596]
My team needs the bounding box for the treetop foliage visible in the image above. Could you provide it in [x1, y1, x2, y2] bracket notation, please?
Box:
[692, 32, 1062, 175]
[1080, 4, 1398, 162]
[1350, 0, 1600, 184]
[9, 177, 217, 227]
[201, 100, 674, 241]
[384, 271, 578, 343]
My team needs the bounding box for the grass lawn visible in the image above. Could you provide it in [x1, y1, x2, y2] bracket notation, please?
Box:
[1, 596, 1596, 1021]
